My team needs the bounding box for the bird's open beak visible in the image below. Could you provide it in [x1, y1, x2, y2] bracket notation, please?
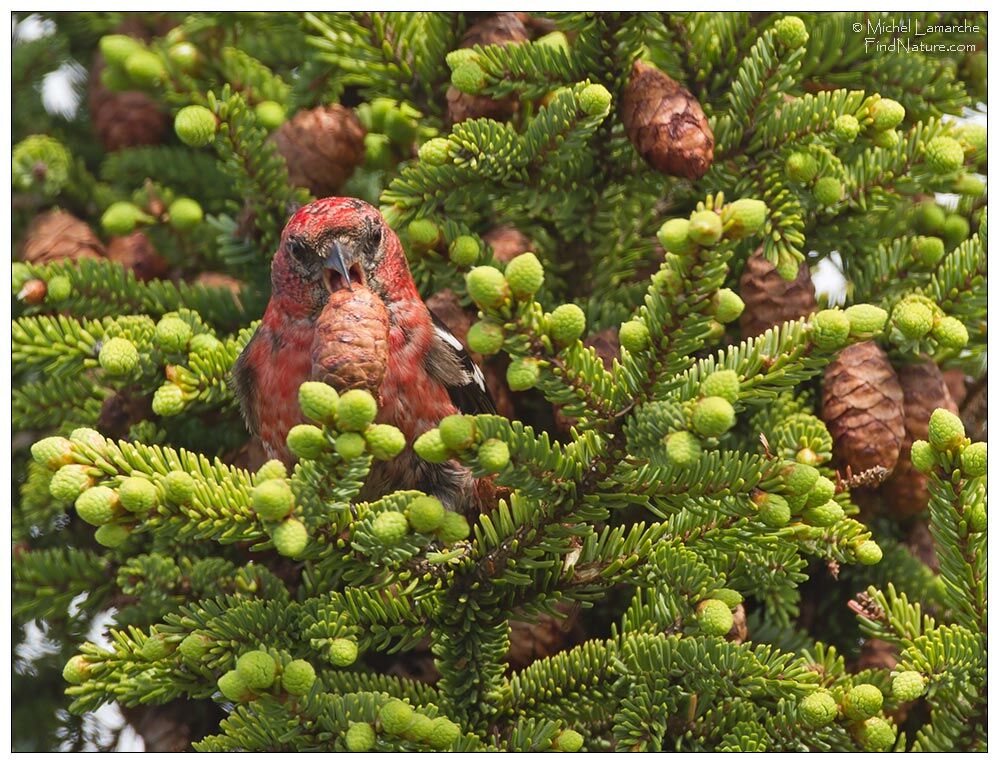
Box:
[323, 241, 353, 293]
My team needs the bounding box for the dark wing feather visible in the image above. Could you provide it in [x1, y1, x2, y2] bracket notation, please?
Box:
[231, 328, 262, 437]
[426, 310, 497, 415]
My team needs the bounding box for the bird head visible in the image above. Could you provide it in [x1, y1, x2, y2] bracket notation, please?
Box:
[270, 197, 416, 317]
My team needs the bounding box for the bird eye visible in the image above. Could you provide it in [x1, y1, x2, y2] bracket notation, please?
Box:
[288, 237, 311, 262]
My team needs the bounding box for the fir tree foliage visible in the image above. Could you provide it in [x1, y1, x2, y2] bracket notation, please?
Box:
[12, 11, 987, 752]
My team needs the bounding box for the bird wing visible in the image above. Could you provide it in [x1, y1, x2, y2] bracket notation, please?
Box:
[426, 309, 497, 416]
[232, 328, 262, 438]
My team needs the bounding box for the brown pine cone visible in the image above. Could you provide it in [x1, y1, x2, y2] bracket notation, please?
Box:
[620, 60, 714, 180]
[482, 225, 533, 264]
[194, 271, 244, 296]
[311, 286, 389, 395]
[89, 56, 167, 152]
[726, 604, 748, 645]
[107, 232, 168, 282]
[506, 604, 579, 671]
[271, 105, 365, 197]
[881, 361, 957, 518]
[447, 13, 529, 126]
[738, 251, 816, 338]
[20, 210, 105, 265]
[821, 342, 905, 473]
[942, 368, 968, 407]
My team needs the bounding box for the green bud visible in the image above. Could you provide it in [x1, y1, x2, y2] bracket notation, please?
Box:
[372, 511, 409, 545]
[872, 129, 899, 149]
[855, 539, 883, 565]
[408, 495, 446, 533]
[179, 632, 211, 663]
[167, 41, 200, 72]
[942, 213, 970, 246]
[418, 137, 451, 166]
[335, 431, 367, 460]
[754, 492, 791, 527]
[665, 430, 702, 467]
[843, 684, 884, 721]
[252, 479, 294, 522]
[49, 464, 94, 503]
[506, 358, 541, 391]
[76, 486, 119, 526]
[428, 718, 461, 749]
[94, 523, 130, 548]
[723, 198, 767, 239]
[437, 511, 470, 544]
[338, 389, 379, 431]
[799, 691, 838, 727]
[101, 201, 150, 236]
[272, 518, 309, 557]
[167, 198, 203, 230]
[773, 15, 808, 48]
[449, 235, 480, 267]
[380, 699, 415, 734]
[928, 408, 965, 451]
[414, 428, 450, 463]
[98, 337, 140, 376]
[555, 729, 584, 752]
[712, 288, 745, 324]
[282, 659, 317, 695]
[619, 320, 650, 352]
[439, 414, 476, 451]
[913, 236, 945, 267]
[32, 436, 74, 470]
[834, 114, 860, 142]
[578, 83, 612, 116]
[139, 632, 172, 661]
[960, 442, 987, 477]
[408, 219, 441, 249]
[345, 722, 376, 752]
[298, 381, 340, 425]
[871, 98, 905, 131]
[218, 670, 252, 702]
[466, 266, 509, 309]
[548, 304, 586, 345]
[696, 598, 734, 636]
[365, 424, 406, 460]
[287, 424, 327, 459]
[154, 316, 193, 353]
[691, 396, 736, 437]
[891, 671, 926, 702]
[467, 321, 505, 355]
[189, 333, 222, 355]
[328, 638, 359, 667]
[915, 200, 946, 233]
[99, 34, 145, 67]
[811, 309, 851, 350]
[118, 476, 159, 515]
[478, 438, 510, 473]
[657, 218, 694, 254]
[451, 61, 486, 94]
[786, 151, 818, 183]
[505, 252, 544, 298]
[700, 369, 740, 403]
[856, 717, 896, 752]
[893, 298, 935, 339]
[687, 210, 723, 246]
[236, 650, 278, 689]
[123, 50, 165, 86]
[802, 499, 845, 527]
[174, 105, 218, 148]
[844, 304, 888, 338]
[164, 470, 196, 505]
[925, 136, 965, 174]
[910, 440, 935, 473]
[813, 177, 843, 206]
[62, 655, 92, 684]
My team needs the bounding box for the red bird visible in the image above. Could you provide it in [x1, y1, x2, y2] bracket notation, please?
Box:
[233, 197, 494, 514]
